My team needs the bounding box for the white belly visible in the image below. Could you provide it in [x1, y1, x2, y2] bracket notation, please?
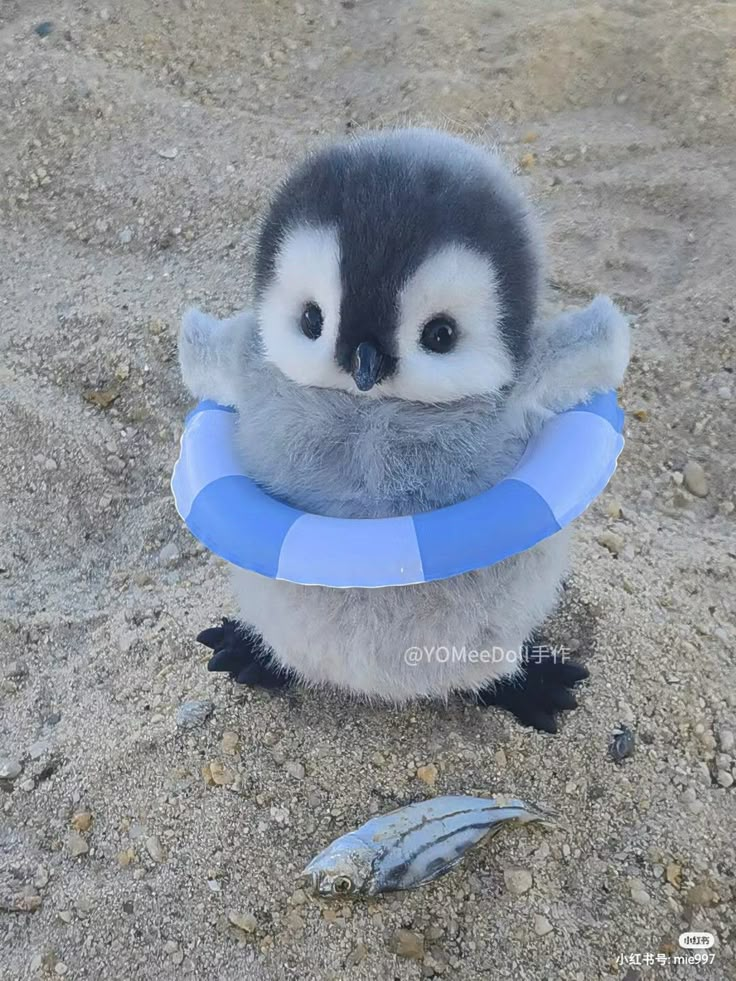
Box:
[229, 529, 570, 702]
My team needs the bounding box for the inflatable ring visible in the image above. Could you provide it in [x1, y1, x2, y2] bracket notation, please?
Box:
[172, 391, 624, 588]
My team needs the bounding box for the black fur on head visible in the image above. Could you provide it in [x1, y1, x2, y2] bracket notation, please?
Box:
[254, 128, 542, 375]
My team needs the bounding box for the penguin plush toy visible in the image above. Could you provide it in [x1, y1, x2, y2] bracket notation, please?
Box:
[179, 128, 630, 733]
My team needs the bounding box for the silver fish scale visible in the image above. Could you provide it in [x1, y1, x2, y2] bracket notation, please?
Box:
[302, 794, 554, 896]
[360, 796, 546, 893]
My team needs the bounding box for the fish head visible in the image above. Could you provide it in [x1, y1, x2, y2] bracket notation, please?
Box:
[298, 835, 376, 898]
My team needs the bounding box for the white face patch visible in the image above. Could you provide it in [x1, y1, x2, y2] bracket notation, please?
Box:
[381, 243, 513, 404]
[258, 228, 513, 403]
[258, 225, 348, 391]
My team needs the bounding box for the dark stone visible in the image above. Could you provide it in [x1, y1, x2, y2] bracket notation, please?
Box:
[609, 725, 636, 763]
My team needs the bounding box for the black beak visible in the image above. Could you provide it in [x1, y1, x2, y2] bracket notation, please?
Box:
[351, 342, 384, 392]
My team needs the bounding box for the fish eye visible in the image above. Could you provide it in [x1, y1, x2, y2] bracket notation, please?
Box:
[332, 875, 353, 895]
[300, 302, 324, 340]
[420, 315, 457, 354]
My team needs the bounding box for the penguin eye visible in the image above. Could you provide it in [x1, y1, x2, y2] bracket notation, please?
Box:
[300, 302, 324, 340]
[420, 316, 457, 354]
[332, 876, 353, 895]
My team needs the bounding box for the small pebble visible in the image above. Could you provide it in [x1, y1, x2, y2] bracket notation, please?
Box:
[416, 763, 438, 787]
[598, 531, 624, 556]
[71, 812, 93, 832]
[269, 804, 289, 825]
[719, 729, 734, 753]
[519, 152, 536, 170]
[28, 739, 50, 761]
[67, 832, 89, 857]
[175, 700, 213, 730]
[34, 21, 54, 37]
[346, 942, 368, 966]
[717, 770, 733, 788]
[158, 147, 179, 160]
[504, 868, 533, 895]
[389, 928, 425, 960]
[145, 836, 165, 862]
[285, 761, 305, 780]
[34, 867, 49, 889]
[284, 911, 304, 936]
[0, 758, 22, 780]
[221, 730, 240, 754]
[205, 761, 235, 786]
[695, 762, 712, 786]
[683, 460, 708, 497]
[618, 701, 635, 723]
[533, 914, 553, 936]
[117, 632, 135, 653]
[159, 542, 180, 565]
[118, 227, 134, 245]
[665, 863, 682, 889]
[686, 882, 717, 908]
[629, 879, 650, 905]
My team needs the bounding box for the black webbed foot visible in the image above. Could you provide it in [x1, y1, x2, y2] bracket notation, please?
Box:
[197, 618, 291, 690]
[476, 642, 589, 734]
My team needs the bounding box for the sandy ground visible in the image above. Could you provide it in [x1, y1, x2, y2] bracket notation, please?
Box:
[1, 0, 735, 978]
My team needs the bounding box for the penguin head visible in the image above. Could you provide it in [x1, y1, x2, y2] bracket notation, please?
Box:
[254, 128, 542, 405]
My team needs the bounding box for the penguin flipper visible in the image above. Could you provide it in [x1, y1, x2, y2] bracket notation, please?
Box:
[179, 308, 256, 407]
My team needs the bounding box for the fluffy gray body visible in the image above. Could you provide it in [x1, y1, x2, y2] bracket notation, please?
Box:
[180, 297, 626, 701]
[178, 128, 630, 703]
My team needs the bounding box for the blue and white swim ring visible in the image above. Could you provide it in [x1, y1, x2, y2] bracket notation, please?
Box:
[172, 391, 624, 589]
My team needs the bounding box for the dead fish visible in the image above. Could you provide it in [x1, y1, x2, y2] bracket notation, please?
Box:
[299, 794, 554, 898]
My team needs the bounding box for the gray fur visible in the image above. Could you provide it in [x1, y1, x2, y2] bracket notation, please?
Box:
[177, 129, 630, 702]
[256, 128, 542, 371]
[179, 298, 628, 701]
